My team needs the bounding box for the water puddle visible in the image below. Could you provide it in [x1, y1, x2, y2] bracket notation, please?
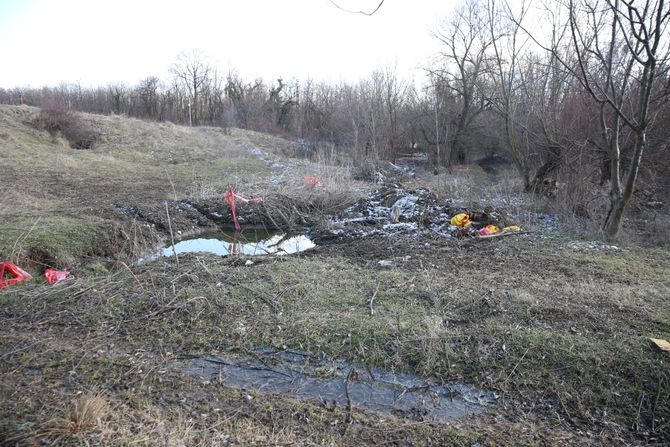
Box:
[176, 350, 495, 422]
[156, 230, 315, 259]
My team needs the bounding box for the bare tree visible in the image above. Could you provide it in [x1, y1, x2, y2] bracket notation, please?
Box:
[486, 0, 532, 186]
[433, 0, 497, 164]
[171, 50, 212, 126]
[108, 84, 127, 115]
[137, 76, 160, 118]
[555, 0, 669, 239]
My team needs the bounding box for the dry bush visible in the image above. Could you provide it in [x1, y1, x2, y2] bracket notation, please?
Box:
[352, 161, 386, 182]
[38, 106, 98, 149]
[15, 394, 110, 445]
[258, 164, 364, 230]
[261, 187, 359, 230]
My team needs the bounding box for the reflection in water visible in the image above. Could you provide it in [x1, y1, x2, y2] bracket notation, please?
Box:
[158, 230, 315, 258]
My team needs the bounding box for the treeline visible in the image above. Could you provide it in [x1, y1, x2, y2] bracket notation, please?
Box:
[1, 0, 668, 238]
[0, 67, 430, 164]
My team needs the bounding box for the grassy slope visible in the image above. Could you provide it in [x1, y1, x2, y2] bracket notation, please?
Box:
[0, 105, 275, 268]
[1, 105, 361, 270]
[1, 105, 669, 445]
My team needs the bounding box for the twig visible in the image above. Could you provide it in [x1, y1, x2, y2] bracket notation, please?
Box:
[164, 167, 178, 201]
[195, 257, 213, 276]
[504, 347, 529, 383]
[197, 355, 292, 378]
[237, 283, 282, 314]
[242, 349, 293, 378]
[368, 283, 380, 316]
[652, 377, 663, 433]
[635, 391, 645, 431]
[345, 368, 355, 427]
[119, 261, 146, 292]
[2, 337, 52, 361]
[165, 201, 179, 266]
[475, 230, 530, 240]
[10, 216, 41, 261]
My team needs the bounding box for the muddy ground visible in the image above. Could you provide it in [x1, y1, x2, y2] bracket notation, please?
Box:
[1, 105, 669, 446]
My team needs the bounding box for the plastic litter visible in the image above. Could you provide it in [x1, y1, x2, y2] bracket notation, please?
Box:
[304, 176, 323, 187]
[224, 187, 263, 232]
[0, 261, 32, 289]
[450, 213, 472, 228]
[44, 268, 70, 284]
[477, 225, 500, 236]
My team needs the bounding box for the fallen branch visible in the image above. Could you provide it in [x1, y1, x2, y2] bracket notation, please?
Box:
[476, 230, 530, 240]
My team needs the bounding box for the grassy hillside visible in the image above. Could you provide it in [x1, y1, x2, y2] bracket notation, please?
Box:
[0, 105, 355, 269]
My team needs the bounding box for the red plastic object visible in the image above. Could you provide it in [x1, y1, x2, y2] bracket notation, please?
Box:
[224, 187, 264, 232]
[304, 176, 323, 187]
[0, 261, 32, 289]
[44, 268, 70, 285]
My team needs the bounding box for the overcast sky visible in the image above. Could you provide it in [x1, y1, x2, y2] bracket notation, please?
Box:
[0, 0, 454, 88]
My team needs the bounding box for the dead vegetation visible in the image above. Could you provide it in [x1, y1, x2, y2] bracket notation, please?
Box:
[2, 235, 669, 445]
[1, 105, 669, 445]
[36, 106, 99, 149]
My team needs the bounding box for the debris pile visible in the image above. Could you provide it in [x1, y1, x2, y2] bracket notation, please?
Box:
[324, 182, 522, 241]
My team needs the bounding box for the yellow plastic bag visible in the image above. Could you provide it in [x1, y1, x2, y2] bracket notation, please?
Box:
[503, 225, 521, 232]
[450, 213, 471, 228]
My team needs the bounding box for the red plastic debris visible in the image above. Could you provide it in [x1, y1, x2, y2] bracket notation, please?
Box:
[44, 268, 70, 285]
[224, 187, 263, 232]
[0, 261, 32, 289]
[304, 176, 323, 187]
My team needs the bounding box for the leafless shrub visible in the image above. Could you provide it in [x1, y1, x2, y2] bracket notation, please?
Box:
[261, 188, 358, 231]
[352, 162, 380, 182]
[38, 104, 98, 149]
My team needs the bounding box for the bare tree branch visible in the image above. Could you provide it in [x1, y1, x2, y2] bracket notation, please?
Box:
[327, 0, 385, 16]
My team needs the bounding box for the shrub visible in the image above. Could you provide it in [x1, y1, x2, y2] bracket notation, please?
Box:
[38, 106, 98, 149]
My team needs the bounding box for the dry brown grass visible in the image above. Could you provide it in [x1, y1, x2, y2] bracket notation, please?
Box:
[7, 394, 109, 445]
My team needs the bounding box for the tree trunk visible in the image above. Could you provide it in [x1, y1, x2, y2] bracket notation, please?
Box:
[603, 195, 625, 241]
[603, 132, 646, 241]
[450, 110, 468, 165]
[527, 144, 561, 193]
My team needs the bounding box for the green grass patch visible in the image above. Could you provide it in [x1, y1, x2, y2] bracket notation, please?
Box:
[0, 215, 122, 269]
